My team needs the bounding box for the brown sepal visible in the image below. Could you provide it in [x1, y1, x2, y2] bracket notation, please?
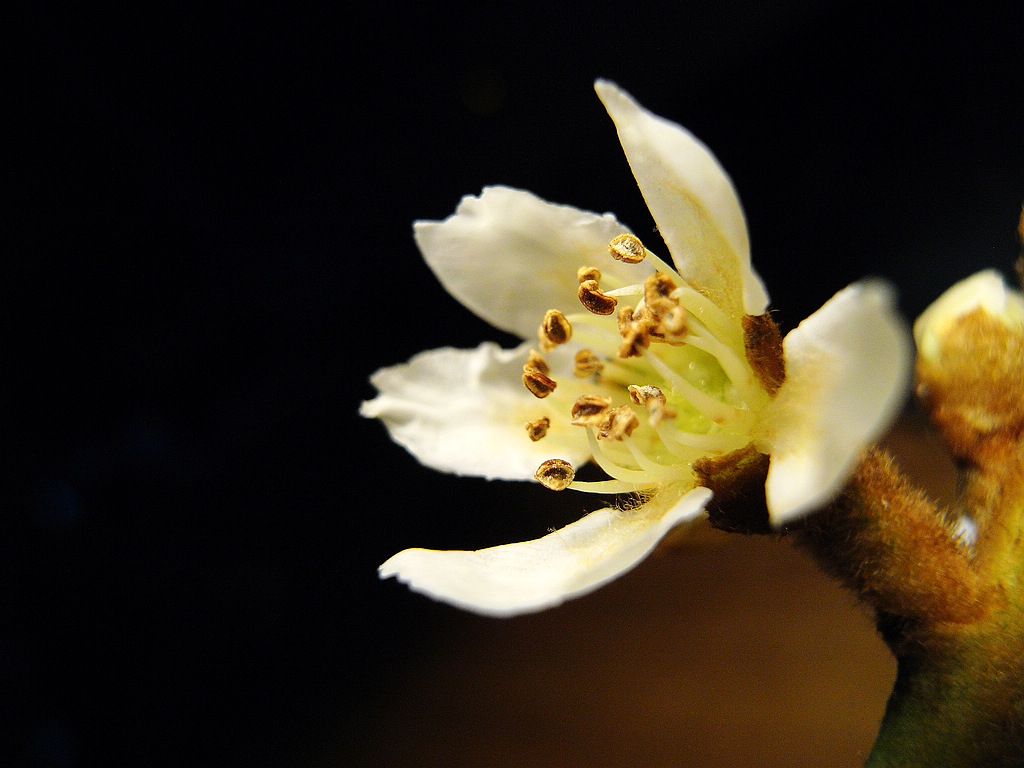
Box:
[742, 314, 785, 396]
[693, 444, 772, 535]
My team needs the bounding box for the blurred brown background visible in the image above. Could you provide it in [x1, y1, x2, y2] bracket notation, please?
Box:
[332, 416, 953, 768]
[344, 537, 896, 768]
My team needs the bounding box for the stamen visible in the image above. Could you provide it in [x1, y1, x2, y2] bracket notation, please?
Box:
[524, 350, 549, 375]
[621, 244, 736, 345]
[624, 441, 686, 480]
[617, 305, 638, 334]
[578, 279, 618, 315]
[522, 365, 557, 399]
[669, 283, 739, 346]
[568, 478, 656, 494]
[571, 394, 612, 426]
[539, 309, 572, 351]
[525, 417, 550, 442]
[644, 273, 677, 318]
[628, 384, 677, 427]
[609, 233, 647, 264]
[618, 326, 651, 358]
[605, 284, 645, 298]
[597, 405, 640, 441]
[655, 305, 688, 341]
[628, 384, 664, 407]
[577, 266, 602, 284]
[573, 348, 604, 378]
[656, 422, 748, 452]
[564, 317, 635, 356]
[632, 245, 677, 278]
[535, 459, 575, 490]
[617, 305, 653, 358]
[586, 429, 658, 483]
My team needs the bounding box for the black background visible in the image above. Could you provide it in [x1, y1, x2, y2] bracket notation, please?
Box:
[6, 3, 1024, 767]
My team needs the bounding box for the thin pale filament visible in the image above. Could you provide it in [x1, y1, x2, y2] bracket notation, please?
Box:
[568, 479, 657, 494]
[642, 349, 743, 423]
[586, 429, 656, 483]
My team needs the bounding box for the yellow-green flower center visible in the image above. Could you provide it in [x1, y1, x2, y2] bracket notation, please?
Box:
[529, 235, 770, 494]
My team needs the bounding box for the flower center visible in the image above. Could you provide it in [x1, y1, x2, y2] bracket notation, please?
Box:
[528, 234, 770, 494]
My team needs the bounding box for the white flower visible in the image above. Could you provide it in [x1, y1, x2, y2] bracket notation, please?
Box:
[362, 80, 911, 617]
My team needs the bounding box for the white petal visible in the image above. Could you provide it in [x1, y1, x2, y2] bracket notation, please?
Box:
[415, 186, 644, 340]
[594, 80, 769, 317]
[763, 281, 911, 525]
[360, 341, 590, 480]
[379, 486, 712, 617]
[914, 269, 1024, 362]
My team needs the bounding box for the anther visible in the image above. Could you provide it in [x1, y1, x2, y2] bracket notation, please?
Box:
[571, 394, 612, 426]
[525, 417, 550, 442]
[618, 326, 650, 358]
[578, 279, 618, 315]
[573, 348, 604, 377]
[617, 305, 653, 358]
[656, 306, 688, 341]
[535, 458, 575, 490]
[628, 384, 677, 426]
[597, 405, 640, 440]
[617, 305, 639, 334]
[577, 266, 602, 284]
[539, 309, 572, 351]
[524, 350, 550, 375]
[609, 233, 647, 264]
[523, 367, 557, 398]
[644, 273, 678, 318]
[628, 384, 665, 408]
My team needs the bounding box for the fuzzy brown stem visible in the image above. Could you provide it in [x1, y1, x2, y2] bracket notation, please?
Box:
[791, 448, 989, 629]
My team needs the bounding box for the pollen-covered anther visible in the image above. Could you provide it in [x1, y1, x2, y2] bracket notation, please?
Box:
[609, 233, 647, 264]
[522, 353, 557, 398]
[597, 405, 640, 440]
[539, 309, 572, 351]
[617, 305, 638, 334]
[578, 279, 618, 315]
[644, 273, 678, 314]
[618, 326, 651, 358]
[535, 458, 575, 491]
[628, 384, 677, 427]
[616, 305, 653, 358]
[573, 348, 604, 378]
[652, 305, 688, 344]
[524, 350, 550, 375]
[523, 368, 557, 398]
[525, 416, 550, 442]
[628, 384, 665, 408]
[571, 394, 612, 426]
[577, 266, 602, 284]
